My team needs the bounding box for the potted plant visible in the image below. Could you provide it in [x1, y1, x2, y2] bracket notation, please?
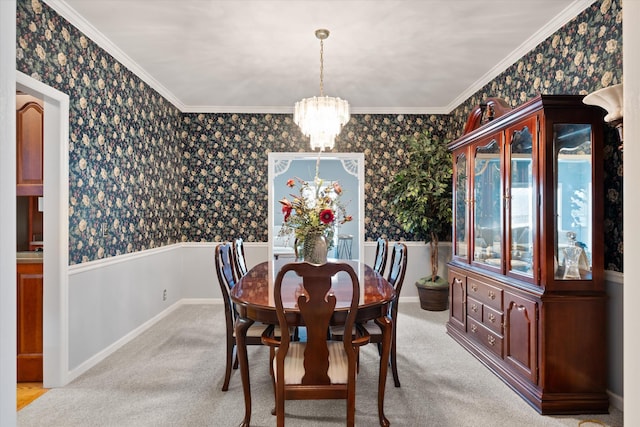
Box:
[387, 130, 453, 310]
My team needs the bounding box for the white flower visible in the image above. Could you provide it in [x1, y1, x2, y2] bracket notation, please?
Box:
[578, 22, 588, 36]
[35, 44, 46, 60]
[555, 70, 564, 82]
[31, 0, 42, 14]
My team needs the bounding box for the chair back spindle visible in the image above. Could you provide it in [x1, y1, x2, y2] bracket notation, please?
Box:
[373, 237, 388, 276]
[233, 238, 248, 278]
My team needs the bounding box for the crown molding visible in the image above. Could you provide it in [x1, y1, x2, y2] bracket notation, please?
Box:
[44, 0, 595, 116]
[445, 0, 597, 113]
[43, 0, 186, 111]
[181, 105, 450, 115]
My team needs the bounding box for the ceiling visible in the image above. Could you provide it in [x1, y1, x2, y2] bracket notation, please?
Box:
[46, 0, 593, 114]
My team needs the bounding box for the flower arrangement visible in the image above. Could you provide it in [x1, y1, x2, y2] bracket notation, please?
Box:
[278, 176, 352, 254]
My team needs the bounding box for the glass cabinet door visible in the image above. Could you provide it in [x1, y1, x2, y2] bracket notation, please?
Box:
[454, 151, 468, 260]
[553, 124, 593, 280]
[472, 135, 502, 269]
[506, 121, 535, 278]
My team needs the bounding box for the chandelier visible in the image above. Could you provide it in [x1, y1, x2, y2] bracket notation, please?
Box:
[294, 29, 350, 151]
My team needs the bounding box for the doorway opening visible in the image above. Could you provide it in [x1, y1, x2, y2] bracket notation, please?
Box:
[16, 71, 70, 389]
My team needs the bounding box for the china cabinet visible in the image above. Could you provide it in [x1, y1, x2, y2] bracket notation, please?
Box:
[446, 95, 608, 414]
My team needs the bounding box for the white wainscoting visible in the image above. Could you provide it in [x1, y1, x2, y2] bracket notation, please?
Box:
[67, 245, 183, 377]
[605, 270, 624, 410]
[63, 240, 449, 379]
[61, 241, 623, 411]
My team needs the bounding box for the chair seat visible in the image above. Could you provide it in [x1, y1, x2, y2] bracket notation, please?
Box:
[234, 323, 286, 338]
[331, 320, 381, 338]
[275, 341, 350, 384]
[361, 321, 382, 335]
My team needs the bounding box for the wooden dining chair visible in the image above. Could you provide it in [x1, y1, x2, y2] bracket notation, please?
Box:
[232, 237, 248, 278]
[373, 237, 388, 276]
[261, 262, 370, 427]
[331, 242, 407, 387]
[214, 242, 269, 391]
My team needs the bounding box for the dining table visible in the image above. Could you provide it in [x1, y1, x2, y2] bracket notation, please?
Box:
[230, 257, 396, 427]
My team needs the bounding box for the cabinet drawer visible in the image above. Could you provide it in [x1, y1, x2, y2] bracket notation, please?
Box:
[483, 304, 503, 334]
[467, 296, 483, 322]
[467, 278, 502, 310]
[468, 317, 503, 358]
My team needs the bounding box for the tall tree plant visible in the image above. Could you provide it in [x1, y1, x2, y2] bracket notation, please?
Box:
[388, 130, 453, 282]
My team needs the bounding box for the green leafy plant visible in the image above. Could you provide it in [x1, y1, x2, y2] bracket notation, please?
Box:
[388, 130, 453, 281]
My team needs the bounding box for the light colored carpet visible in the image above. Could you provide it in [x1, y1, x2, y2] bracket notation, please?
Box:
[18, 303, 622, 426]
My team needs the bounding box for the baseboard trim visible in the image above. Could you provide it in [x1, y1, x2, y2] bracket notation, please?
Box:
[608, 389, 623, 412]
[65, 301, 183, 383]
[180, 298, 220, 305]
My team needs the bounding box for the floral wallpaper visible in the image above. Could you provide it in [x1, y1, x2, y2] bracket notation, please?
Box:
[16, 0, 623, 271]
[181, 113, 448, 244]
[16, 0, 184, 264]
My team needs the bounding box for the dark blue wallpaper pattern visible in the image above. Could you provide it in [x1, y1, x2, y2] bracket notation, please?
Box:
[181, 113, 449, 243]
[16, 0, 622, 271]
[17, 0, 184, 264]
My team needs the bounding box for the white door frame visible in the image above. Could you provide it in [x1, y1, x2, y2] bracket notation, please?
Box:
[16, 71, 70, 388]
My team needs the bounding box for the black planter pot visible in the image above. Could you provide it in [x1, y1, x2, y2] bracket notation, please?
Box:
[415, 276, 449, 311]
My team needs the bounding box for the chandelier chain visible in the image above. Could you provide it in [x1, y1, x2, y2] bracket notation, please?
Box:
[319, 38, 324, 96]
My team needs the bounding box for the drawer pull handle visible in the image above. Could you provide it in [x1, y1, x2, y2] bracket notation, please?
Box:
[488, 290, 496, 300]
[471, 284, 478, 292]
[488, 313, 496, 323]
[471, 304, 478, 312]
[488, 335, 495, 346]
[471, 324, 477, 333]
[454, 278, 463, 285]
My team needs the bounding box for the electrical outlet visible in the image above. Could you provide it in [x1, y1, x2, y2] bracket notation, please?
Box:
[163, 289, 167, 301]
[101, 223, 108, 237]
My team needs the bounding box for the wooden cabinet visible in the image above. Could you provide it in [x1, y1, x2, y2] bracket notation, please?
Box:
[17, 261, 43, 382]
[446, 96, 608, 414]
[16, 101, 44, 196]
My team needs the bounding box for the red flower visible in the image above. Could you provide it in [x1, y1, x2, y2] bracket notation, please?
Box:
[279, 198, 293, 221]
[286, 178, 295, 187]
[319, 209, 335, 224]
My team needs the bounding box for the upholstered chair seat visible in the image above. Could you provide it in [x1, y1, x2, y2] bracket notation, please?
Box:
[275, 341, 350, 385]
